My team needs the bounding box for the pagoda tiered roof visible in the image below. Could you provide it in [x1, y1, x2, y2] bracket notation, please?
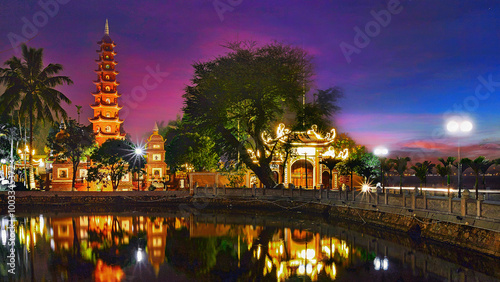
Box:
[90, 102, 123, 110]
[89, 115, 124, 123]
[93, 79, 120, 85]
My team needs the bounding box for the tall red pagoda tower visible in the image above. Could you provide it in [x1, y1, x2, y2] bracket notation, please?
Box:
[89, 19, 125, 145]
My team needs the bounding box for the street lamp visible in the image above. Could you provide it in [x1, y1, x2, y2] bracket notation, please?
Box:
[374, 146, 389, 193]
[446, 118, 473, 198]
[134, 147, 144, 192]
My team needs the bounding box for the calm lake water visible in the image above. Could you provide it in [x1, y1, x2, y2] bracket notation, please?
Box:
[0, 212, 499, 281]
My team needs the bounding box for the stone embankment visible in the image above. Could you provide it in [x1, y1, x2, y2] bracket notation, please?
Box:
[1, 188, 499, 257]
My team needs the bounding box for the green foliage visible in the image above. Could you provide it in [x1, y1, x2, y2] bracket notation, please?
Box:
[182, 41, 316, 188]
[166, 131, 219, 172]
[88, 139, 130, 191]
[47, 119, 95, 189]
[438, 157, 455, 186]
[0, 44, 72, 172]
[294, 87, 343, 132]
[219, 162, 247, 187]
[390, 156, 411, 194]
[0, 123, 21, 163]
[356, 152, 380, 181]
[435, 164, 449, 186]
[466, 156, 495, 199]
[410, 161, 435, 189]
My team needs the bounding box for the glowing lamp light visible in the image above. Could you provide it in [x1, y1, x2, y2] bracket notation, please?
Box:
[298, 265, 305, 275]
[362, 184, 371, 192]
[446, 119, 473, 133]
[446, 120, 459, 132]
[136, 248, 144, 262]
[382, 257, 389, 271]
[306, 264, 313, 275]
[374, 257, 381, 270]
[460, 120, 473, 132]
[374, 147, 388, 156]
[134, 148, 143, 155]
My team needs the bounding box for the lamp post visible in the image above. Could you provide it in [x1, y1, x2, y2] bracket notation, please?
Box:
[134, 147, 144, 192]
[446, 119, 473, 198]
[374, 147, 389, 193]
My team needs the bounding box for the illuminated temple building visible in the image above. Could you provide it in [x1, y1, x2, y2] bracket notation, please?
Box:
[89, 19, 125, 145]
[260, 124, 349, 189]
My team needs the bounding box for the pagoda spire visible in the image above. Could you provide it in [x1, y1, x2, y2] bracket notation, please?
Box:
[89, 21, 125, 145]
[105, 19, 109, 35]
[153, 122, 159, 133]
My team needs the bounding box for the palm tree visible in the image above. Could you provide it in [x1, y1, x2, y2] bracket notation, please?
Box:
[454, 158, 471, 198]
[320, 156, 342, 189]
[435, 164, 448, 186]
[390, 157, 411, 194]
[478, 158, 495, 192]
[438, 157, 456, 191]
[0, 44, 72, 188]
[380, 158, 394, 193]
[467, 156, 493, 200]
[410, 161, 434, 194]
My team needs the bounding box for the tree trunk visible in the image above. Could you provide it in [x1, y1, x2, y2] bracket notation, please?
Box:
[29, 104, 33, 190]
[475, 173, 479, 200]
[330, 168, 333, 190]
[218, 125, 276, 188]
[72, 160, 79, 191]
[399, 176, 403, 194]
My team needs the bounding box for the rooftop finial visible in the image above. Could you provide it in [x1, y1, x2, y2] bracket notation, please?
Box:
[153, 122, 159, 132]
[105, 19, 109, 35]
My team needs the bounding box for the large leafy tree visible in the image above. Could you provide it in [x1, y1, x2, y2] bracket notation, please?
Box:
[0, 44, 73, 176]
[390, 156, 411, 194]
[88, 139, 130, 191]
[183, 41, 314, 188]
[47, 119, 95, 190]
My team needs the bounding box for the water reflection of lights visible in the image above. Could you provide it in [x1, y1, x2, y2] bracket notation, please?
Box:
[374, 256, 389, 271]
[137, 248, 144, 262]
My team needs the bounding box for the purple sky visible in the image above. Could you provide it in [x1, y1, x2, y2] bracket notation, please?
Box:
[0, 0, 499, 161]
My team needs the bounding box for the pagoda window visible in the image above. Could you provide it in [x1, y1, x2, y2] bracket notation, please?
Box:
[114, 98, 117, 103]
[106, 98, 110, 104]
[106, 65, 110, 69]
[105, 75, 110, 80]
[97, 98, 100, 103]
[106, 112, 110, 117]
[105, 126, 111, 133]
[105, 55, 109, 59]
[105, 86, 110, 92]
[96, 126, 100, 132]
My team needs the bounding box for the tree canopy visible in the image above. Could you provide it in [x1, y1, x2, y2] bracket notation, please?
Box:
[47, 119, 95, 189]
[182, 41, 316, 188]
[0, 44, 72, 171]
